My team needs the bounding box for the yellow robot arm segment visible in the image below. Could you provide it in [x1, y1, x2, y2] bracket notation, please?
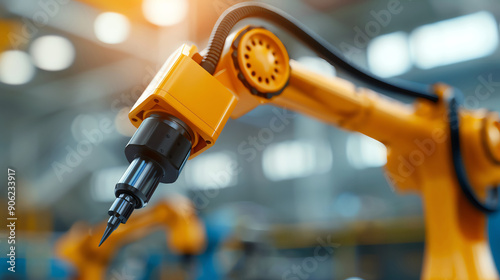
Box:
[128, 25, 500, 279]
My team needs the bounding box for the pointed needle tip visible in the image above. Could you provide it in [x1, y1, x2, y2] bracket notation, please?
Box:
[98, 225, 114, 247]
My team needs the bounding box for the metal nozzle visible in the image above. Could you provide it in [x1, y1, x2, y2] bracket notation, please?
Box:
[98, 156, 159, 246]
[99, 193, 136, 246]
[99, 217, 119, 247]
[99, 114, 193, 247]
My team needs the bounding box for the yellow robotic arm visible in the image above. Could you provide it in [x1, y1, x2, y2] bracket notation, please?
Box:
[57, 197, 205, 280]
[101, 3, 500, 279]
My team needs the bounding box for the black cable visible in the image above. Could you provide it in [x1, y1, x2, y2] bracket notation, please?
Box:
[448, 89, 499, 213]
[200, 2, 439, 102]
[202, 2, 498, 213]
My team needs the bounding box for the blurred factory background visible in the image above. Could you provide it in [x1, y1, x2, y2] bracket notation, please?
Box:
[0, 0, 500, 279]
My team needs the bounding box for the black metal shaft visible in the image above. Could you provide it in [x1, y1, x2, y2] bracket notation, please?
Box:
[115, 157, 162, 208]
[99, 114, 193, 246]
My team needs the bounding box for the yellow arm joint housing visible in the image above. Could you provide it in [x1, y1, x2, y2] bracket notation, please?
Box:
[129, 45, 238, 158]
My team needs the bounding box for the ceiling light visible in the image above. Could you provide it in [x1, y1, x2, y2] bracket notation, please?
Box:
[184, 152, 238, 189]
[30, 35, 75, 71]
[0, 50, 35, 85]
[262, 140, 333, 181]
[142, 0, 188, 26]
[94, 12, 131, 44]
[410, 11, 498, 69]
[346, 133, 387, 169]
[368, 31, 412, 78]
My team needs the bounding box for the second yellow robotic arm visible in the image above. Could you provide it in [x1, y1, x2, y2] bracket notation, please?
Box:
[57, 197, 205, 280]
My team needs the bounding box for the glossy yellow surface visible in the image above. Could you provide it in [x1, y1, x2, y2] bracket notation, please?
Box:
[129, 44, 238, 158]
[56, 198, 205, 280]
[484, 112, 500, 162]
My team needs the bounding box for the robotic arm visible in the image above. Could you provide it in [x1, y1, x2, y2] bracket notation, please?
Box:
[57, 197, 205, 280]
[100, 3, 500, 279]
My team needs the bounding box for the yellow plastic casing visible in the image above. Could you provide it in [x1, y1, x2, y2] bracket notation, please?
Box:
[129, 45, 238, 158]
